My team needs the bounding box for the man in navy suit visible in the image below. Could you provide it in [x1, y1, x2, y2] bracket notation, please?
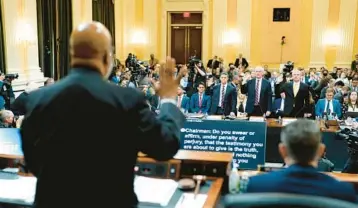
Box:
[241, 66, 272, 117]
[190, 82, 211, 114]
[209, 72, 237, 116]
[315, 87, 342, 119]
[245, 119, 357, 203]
[176, 86, 190, 112]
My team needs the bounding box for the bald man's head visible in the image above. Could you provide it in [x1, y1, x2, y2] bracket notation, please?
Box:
[70, 22, 113, 78]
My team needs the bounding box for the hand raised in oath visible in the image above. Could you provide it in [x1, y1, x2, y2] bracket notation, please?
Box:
[156, 57, 187, 98]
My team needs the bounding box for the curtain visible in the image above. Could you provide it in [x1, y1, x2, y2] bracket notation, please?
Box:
[57, 0, 72, 78]
[0, 3, 6, 73]
[37, 0, 57, 78]
[92, 0, 116, 50]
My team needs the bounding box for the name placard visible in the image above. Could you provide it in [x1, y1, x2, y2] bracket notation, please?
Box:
[180, 120, 266, 169]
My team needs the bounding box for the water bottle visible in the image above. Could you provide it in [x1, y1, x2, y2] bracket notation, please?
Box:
[229, 164, 240, 194]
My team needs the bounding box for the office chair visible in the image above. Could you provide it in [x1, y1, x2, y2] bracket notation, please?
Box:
[224, 193, 357, 208]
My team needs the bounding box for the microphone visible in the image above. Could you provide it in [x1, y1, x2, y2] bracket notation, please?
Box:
[322, 112, 329, 129]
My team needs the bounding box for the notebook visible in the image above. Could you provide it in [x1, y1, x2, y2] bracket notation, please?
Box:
[134, 176, 178, 207]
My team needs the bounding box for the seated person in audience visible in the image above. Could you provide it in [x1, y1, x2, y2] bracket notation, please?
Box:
[245, 119, 357, 203]
[11, 82, 39, 116]
[176, 86, 189, 112]
[272, 92, 285, 117]
[346, 91, 358, 112]
[237, 94, 247, 113]
[315, 88, 342, 119]
[108, 67, 121, 84]
[335, 85, 349, 104]
[190, 82, 211, 114]
[0, 110, 14, 128]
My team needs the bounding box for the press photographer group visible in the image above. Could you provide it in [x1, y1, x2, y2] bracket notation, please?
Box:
[0, 72, 18, 110]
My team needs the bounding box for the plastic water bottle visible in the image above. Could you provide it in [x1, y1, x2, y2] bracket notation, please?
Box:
[229, 164, 240, 193]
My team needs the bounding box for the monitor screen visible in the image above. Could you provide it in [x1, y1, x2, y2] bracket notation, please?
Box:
[0, 128, 23, 159]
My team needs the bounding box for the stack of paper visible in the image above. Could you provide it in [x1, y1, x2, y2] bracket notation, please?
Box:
[134, 176, 178, 207]
[0, 176, 36, 203]
[174, 193, 207, 208]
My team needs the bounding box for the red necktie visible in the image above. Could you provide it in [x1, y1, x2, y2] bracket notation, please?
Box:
[221, 85, 225, 107]
[255, 79, 260, 105]
[177, 96, 182, 108]
[199, 94, 202, 107]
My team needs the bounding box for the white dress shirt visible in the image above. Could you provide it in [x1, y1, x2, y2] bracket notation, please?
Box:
[279, 99, 285, 111]
[324, 99, 334, 114]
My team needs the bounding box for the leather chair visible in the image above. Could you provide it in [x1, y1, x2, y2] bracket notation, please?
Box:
[224, 193, 357, 208]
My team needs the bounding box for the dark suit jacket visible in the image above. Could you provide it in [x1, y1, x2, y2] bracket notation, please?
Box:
[241, 78, 272, 114]
[210, 83, 237, 115]
[234, 57, 249, 69]
[280, 82, 310, 117]
[190, 93, 211, 113]
[272, 98, 284, 115]
[20, 68, 185, 208]
[246, 164, 357, 203]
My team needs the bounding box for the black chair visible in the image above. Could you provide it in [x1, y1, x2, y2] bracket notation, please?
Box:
[224, 193, 357, 208]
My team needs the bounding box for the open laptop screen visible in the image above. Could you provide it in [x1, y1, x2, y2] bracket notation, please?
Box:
[0, 128, 23, 159]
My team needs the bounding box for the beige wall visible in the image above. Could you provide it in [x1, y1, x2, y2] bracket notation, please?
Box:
[2, 0, 358, 75]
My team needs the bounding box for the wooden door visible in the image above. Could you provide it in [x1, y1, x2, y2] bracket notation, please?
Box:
[171, 26, 203, 64]
[171, 26, 186, 64]
[188, 26, 202, 60]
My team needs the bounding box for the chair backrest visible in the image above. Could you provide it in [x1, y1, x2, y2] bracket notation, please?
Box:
[224, 193, 357, 208]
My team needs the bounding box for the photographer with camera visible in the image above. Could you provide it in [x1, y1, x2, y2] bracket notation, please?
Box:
[0, 72, 16, 110]
[336, 128, 358, 173]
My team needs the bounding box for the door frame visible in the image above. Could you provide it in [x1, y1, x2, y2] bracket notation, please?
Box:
[167, 12, 203, 62]
[160, 0, 210, 64]
[168, 12, 203, 64]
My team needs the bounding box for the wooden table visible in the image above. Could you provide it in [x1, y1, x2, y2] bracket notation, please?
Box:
[265, 118, 339, 132]
[203, 178, 224, 208]
[138, 150, 233, 163]
[138, 150, 232, 207]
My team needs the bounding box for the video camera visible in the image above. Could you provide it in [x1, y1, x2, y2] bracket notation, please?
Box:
[283, 61, 294, 74]
[5, 73, 19, 81]
[336, 128, 358, 153]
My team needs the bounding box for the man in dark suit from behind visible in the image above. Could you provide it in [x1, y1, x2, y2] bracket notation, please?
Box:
[241, 66, 272, 117]
[246, 119, 357, 203]
[20, 22, 186, 208]
[280, 69, 310, 117]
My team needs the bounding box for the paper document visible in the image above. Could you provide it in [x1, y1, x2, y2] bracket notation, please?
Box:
[174, 193, 207, 208]
[134, 176, 178, 207]
[0, 176, 36, 203]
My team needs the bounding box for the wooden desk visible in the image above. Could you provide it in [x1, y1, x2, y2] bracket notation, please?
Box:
[203, 178, 223, 208]
[240, 170, 358, 186]
[137, 150, 233, 179]
[266, 118, 339, 132]
[138, 150, 233, 163]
